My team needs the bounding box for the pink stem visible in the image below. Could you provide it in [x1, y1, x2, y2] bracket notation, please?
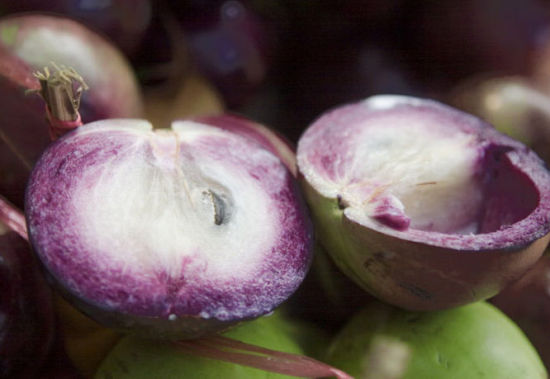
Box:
[46, 106, 83, 140]
[175, 335, 353, 379]
[0, 194, 27, 240]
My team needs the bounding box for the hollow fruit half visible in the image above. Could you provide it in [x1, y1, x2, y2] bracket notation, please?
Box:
[297, 95, 550, 310]
[25, 119, 312, 339]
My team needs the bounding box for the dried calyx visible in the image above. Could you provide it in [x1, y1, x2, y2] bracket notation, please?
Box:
[32, 63, 88, 139]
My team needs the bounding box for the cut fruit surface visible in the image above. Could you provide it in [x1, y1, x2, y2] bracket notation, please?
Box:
[26, 119, 312, 338]
[297, 95, 550, 310]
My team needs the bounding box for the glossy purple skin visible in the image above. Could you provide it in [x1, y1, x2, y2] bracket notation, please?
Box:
[0, 230, 55, 377]
[25, 121, 313, 338]
[0, 55, 49, 207]
[298, 96, 550, 310]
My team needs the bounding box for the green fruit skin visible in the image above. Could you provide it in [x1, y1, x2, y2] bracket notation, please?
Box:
[326, 301, 547, 379]
[95, 312, 305, 379]
[299, 177, 550, 311]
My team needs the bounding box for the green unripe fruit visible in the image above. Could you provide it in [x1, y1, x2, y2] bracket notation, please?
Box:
[95, 312, 304, 379]
[326, 301, 546, 379]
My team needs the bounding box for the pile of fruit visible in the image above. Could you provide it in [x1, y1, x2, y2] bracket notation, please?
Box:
[3, 1, 550, 378]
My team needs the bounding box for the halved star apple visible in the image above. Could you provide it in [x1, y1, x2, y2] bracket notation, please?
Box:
[25, 118, 313, 339]
[297, 95, 550, 310]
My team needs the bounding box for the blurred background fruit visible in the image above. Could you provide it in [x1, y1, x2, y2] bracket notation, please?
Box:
[450, 76, 550, 165]
[144, 71, 224, 128]
[326, 301, 547, 378]
[95, 312, 308, 379]
[53, 296, 122, 378]
[0, 224, 55, 378]
[0, 13, 143, 208]
[0, 0, 153, 58]
[165, 0, 278, 108]
[491, 256, 550, 370]
[401, 0, 550, 90]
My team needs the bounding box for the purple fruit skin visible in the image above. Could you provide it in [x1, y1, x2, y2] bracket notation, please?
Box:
[0, 230, 55, 378]
[0, 14, 143, 119]
[298, 97, 550, 310]
[0, 64, 50, 207]
[25, 121, 312, 339]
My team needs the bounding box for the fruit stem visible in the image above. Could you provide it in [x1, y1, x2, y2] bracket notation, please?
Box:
[32, 63, 88, 140]
[0, 194, 27, 240]
[175, 335, 353, 379]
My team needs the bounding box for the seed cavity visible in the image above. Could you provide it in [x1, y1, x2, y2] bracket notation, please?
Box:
[203, 189, 229, 225]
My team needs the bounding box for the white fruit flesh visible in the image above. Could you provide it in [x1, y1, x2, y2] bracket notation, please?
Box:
[298, 96, 483, 234]
[73, 120, 278, 283]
